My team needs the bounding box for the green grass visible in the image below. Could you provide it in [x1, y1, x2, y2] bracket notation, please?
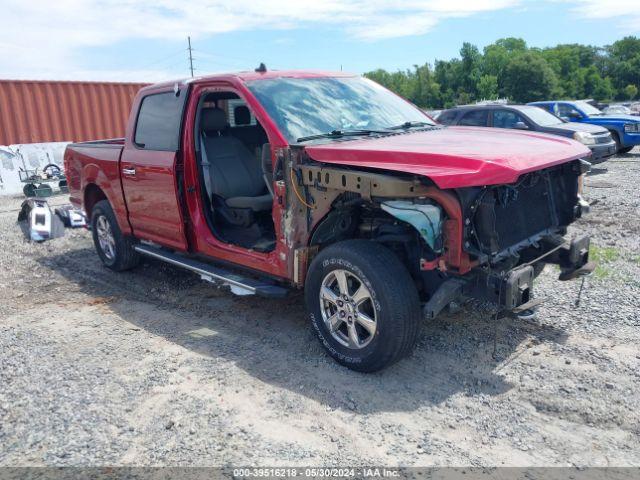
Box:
[590, 245, 620, 279]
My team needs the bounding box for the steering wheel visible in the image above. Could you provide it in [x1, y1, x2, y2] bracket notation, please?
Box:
[43, 163, 62, 178]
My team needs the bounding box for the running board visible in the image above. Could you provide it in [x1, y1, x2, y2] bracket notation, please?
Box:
[133, 244, 288, 298]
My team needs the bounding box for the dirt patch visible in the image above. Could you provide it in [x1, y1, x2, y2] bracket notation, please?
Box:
[0, 154, 639, 467]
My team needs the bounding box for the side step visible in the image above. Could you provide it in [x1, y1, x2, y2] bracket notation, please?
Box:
[133, 244, 288, 298]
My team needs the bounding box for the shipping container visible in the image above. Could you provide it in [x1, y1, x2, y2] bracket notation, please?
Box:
[0, 80, 148, 145]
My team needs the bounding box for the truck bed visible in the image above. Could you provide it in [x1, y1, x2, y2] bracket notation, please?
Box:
[64, 138, 126, 216]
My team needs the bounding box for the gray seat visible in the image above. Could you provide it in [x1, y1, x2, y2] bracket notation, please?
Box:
[200, 108, 272, 212]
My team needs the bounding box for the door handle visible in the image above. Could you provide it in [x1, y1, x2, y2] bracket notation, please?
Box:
[122, 167, 136, 176]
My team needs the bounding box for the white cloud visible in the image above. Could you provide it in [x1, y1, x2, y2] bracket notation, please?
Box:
[562, 0, 640, 32]
[0, 0, 519, 80]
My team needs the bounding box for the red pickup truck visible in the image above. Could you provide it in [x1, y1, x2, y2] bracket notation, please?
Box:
[65, 69, 594, 372]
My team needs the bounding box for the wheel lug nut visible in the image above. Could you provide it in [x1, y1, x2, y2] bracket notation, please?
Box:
[340, 311, 346, 318]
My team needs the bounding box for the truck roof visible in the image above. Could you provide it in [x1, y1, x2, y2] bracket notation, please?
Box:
[145, 70, 355, 92]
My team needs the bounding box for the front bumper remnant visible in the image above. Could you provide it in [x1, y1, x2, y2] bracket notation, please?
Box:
[422, 234, 595, 319]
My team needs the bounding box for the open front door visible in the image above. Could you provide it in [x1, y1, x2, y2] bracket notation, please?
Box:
[120, 87, 189, 251]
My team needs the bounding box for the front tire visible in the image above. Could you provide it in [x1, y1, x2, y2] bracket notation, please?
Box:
[305, 240, 421, 373]
[619, 146, 634, 154]
[91, 200, 140, 271]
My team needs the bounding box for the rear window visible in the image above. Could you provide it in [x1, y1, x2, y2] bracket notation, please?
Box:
[134, 92, 184, 151]
[458, 110, 488, 127]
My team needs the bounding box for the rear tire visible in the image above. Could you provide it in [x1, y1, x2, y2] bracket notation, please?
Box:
[305, 240, 421, 373]
[619, 146, 633, 154]
[91, 200, 140, 271]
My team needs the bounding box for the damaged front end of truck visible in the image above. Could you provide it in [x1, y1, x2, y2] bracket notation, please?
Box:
[285, 146, 594, 319]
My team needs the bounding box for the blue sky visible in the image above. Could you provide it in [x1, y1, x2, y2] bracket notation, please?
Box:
[2, 0, 639, 82]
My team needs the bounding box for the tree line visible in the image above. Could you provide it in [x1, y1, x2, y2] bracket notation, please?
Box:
[364, 37, 640, 108]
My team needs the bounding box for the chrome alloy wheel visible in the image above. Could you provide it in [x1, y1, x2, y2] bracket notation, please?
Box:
[319, 269, 377, 349]
[95, 215, 116, 261]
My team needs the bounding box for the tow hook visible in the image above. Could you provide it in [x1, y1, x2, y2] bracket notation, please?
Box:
[557, 235, 594, 281]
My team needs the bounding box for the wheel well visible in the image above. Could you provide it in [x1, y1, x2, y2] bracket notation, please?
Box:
[609, 129, 620, 142]
[84, 184, 107, 219]
[309, 202, 437, 293]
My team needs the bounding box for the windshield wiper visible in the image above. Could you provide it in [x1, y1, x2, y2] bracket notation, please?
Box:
[387, 121, 434, 130]
[296, 129, 389, 143]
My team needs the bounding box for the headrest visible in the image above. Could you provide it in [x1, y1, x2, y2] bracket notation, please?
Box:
[201, 108, 228, 131]
[234, 105, 251, 126]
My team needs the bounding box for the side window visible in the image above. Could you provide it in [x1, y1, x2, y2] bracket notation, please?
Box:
[458, 110, 488, 127]
[557, 103, 580, 119]
[436, 110, 457, 125]
[134, 92, 185, 151]
[492, 110, 525, 129]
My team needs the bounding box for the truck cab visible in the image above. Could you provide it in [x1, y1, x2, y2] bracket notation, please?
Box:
[529, 100, 640, 154]
[65, 70, 594, 372]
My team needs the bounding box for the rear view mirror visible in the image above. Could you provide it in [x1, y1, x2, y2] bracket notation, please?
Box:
[514, 121, 529, 130]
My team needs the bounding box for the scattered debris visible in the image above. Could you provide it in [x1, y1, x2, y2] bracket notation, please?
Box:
[16, 199, 65, 242]
[54, 205, 87, 228]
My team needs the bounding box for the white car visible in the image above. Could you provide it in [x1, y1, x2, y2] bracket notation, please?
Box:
[603, 104, 632, 115]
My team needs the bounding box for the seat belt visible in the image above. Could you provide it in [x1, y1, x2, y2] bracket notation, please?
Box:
[200, 131, 214, 201]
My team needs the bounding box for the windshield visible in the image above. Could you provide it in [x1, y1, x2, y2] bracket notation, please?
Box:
[246, 76, 434, 143]
[575, 101, 603, 116]
[516, 106, 564, 126]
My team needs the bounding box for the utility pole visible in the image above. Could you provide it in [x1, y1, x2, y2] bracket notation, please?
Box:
[187, 36, 194, 78]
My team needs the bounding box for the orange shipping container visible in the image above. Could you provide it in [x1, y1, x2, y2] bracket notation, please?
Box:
[0, 80, 148, 145]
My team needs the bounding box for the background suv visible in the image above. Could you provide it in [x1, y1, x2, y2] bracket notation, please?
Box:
[529, 100, 640, 154]
[437, 104, 616, 164]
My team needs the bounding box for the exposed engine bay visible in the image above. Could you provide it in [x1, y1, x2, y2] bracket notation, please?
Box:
[291, 150, 592, 314]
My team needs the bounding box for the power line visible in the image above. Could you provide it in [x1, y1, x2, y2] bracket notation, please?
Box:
[135, 49, 189, 72]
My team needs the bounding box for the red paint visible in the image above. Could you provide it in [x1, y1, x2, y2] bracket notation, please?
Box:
[65, 71, 588, 283]
[64, 141, 132, 235]
[305, 126, 591, 188]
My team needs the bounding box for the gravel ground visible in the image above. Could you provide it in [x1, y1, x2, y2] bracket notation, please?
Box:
[0, 150, 639, 467]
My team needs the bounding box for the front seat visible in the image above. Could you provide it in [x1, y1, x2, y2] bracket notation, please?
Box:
[199, 108, 272, 221]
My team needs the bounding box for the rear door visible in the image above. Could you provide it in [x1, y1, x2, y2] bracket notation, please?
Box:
[120, 88, 189, 250]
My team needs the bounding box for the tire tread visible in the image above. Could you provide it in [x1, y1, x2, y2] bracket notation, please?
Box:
[306, 240, 421, 372]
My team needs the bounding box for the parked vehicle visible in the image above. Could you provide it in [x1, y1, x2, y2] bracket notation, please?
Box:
[65, 70, 594, 372]
[603, 104, 632, 115]
[529, 100, 640, 153]
[437, 104, 616, 164]
[425, 109, 442, 120]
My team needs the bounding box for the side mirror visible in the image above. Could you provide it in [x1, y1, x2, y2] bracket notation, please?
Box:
[514, 121, 529, 130]
[568, 112, 582, 120]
